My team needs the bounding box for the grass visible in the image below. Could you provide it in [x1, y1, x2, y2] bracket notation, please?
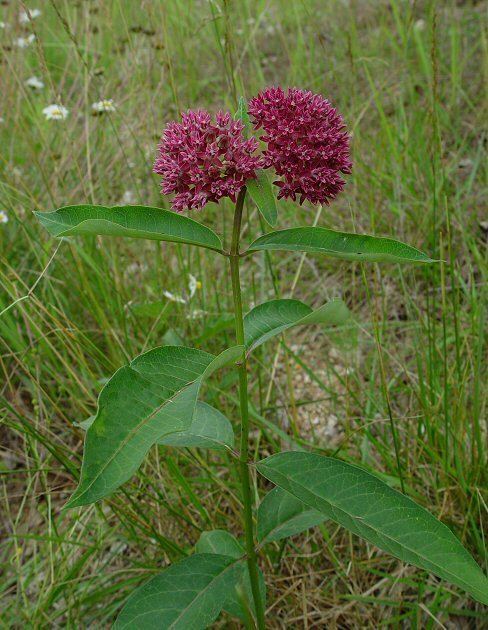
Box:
[1, 0, 487, 627]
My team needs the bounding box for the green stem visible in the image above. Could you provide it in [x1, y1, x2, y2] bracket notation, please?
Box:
[229, 187, 266, 629]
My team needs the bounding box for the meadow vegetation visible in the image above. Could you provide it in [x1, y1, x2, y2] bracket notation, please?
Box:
[0, 0, 486, 627]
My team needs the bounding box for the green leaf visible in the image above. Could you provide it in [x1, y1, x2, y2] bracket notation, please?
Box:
[76, 403, 234, 452]
[158, 402, 234, 450]
[244, 298, 350, 352]
[114, 553, 244, 629]
[196, 531, 266, 624]
[34, 205, 223, 252]
[247, 170, 278, 227]
[196, 530, 244, 559]
[234, 96, 251, 135]
[256, 452, 488, 605]
[66, 345, 242, 508]
[247, 227, 434, 264]
[257, 487, 325, 544]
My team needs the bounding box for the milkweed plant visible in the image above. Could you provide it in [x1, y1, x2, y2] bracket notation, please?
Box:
[35, 87, 488, 627]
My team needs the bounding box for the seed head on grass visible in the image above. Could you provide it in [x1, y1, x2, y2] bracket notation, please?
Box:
[248, 86, 352, 205]
[154, 110, 262, 211]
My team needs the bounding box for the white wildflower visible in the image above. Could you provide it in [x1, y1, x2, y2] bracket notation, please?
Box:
[186, 309, 206, 320]
[92, 99, 116, 113]
[19, 8, 41, 24]
[121, 190, 136, 204]
[25, 76, 44, 90]
[0, 211, 9, 224]
[188, 274, 201, 299]
[163, 290, 186, 304]
[42, 104, 69, 120]
[15, 34, 36, 48]
[0, 21, 7, 29]
[414, 19, 425, 32]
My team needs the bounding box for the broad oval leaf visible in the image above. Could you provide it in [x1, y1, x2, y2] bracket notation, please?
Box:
[257, 487, 325, 544]
[247, 170, 278, 227]
[244, 298, 350, 352]
[114, 553, 244, 630]
[256, 452, 488, 605]
[247, 227, 434, 264]
[34, 205, 223, 252]
[66, 345, 242, 508]
[159, 402, 234, 450]
[196, 531, 266, 624]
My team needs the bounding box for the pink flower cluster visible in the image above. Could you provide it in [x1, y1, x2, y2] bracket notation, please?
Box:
[153, 88, 352, 211]
[248, 87, 352, 205]
[153, 110, 262, 212]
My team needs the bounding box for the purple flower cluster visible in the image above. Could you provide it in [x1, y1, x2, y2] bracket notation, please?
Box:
[248, 87, 352, 205]
[153, 110, 262, 212]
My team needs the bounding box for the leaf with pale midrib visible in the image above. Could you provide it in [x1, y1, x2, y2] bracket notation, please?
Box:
[244, 298, 350, 352]
[257, 452, 488, 604]
[247, 227, 434, 263]
[257, 487, 325, 544]
[196, 531, 266, 623]
[34, 205, 223, 251]
[66, 345, 242, 508]
[247, 170, 278, 227]
[159, 402, 234, 450]
[114, 553, 244, 629]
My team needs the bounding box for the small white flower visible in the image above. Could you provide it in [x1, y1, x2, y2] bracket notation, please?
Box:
[16, 34, 36, 48]
[0, 21, 7, 29]
[0, 117, 4, 124]
[414, 19, 426, 32]
[188, 274, 201, 299]
[163, 290, 186, 304]
[25, 76, 44, 90]
[43, 104, 69, 120]
[0, 211, 9, 224]
[19, 8, 41, 24]
[121, 190, 136, 204]
[186, 309, 206, 320]
[92, 99, 116, 113]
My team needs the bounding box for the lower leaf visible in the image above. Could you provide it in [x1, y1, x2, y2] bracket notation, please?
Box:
[196, 530, 266, 623]
[257, 486, 326, 544]
[114, 553, 244, 629]
[256, 452, 488, 605]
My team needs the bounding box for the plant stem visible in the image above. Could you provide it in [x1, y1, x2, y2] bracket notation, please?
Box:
[229, 187, 266, 629]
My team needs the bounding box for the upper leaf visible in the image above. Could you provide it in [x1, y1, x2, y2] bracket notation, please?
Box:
[247, 227, 434, 264]
[66, 345, 242, 508]
[34, 205, 223, 252]
[234, 96, 252, 136]
[256, 452, 488, 605]
[114, 553, 244, 629]
[244, 298, 350, 352]
[159, 402, 234, 450]
[247, 170, 278, 227]
[257, 487, 325, 544]
[196, 531, 266, 623]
